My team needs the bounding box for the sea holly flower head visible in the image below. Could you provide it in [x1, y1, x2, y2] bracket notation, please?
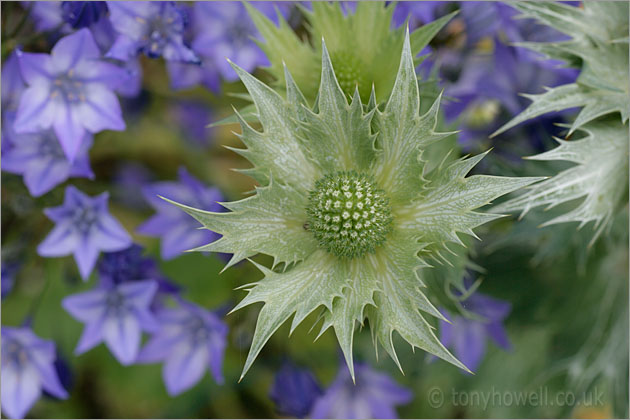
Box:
[137, 167, 224, 260]
[439, 292, 512, 371]
[106, 1, 199, 64]
[2, 111, 94, 197]
[137, 300, 228, 396]
[1, 327, 68, 419]
[247, 1, 456, 103]
[170, 30, 541, 379]
[14, 28, 126, 162]
[309, 363, 413, 419]
[37, 186, 132, 280]
[62, 280, 159, 365]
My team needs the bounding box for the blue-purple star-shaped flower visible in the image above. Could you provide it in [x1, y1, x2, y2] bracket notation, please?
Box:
[37, 186, 132, 280]
[137, 299, 228, 396]
[310, 363, 412, 419]
[1, 327, 68, 419]
[269, 362, 323, 418]
[2, 112, 94, 197]
[440, 291, 512, 372]
[14, 28, 126, 162]
[62, 280, 159, 365]
[137, 167, 224, 260]
[106, 1, 199, 63]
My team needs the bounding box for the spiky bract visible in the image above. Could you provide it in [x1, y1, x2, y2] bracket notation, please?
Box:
[492, 2, 629, 242]
[169, 31, 540, 380]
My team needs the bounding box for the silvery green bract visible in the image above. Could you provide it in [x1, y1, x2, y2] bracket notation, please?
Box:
[168, 31, 540, 380]
[493, 1, 629, 242]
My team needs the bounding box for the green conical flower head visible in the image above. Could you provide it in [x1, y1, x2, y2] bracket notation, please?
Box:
[246, 1, 455, 102]
[169, 30, 541, 380]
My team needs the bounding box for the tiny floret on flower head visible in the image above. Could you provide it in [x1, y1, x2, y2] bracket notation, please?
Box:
[307, 171, 392, 258]
[37, 186, 132, 280]
[1, 327, 68, 419]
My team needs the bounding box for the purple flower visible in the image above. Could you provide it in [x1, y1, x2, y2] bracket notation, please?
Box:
[1, 262, 20, 299]
[442, 38, 577, 151]
[97, 244, 179, 298]
[270, 362, 323, 418]
[1, 52, 26, 110]
[137, 300, 228, 396]
[21, 1, 68, 32]
[111, 163, 154, 210]
[310, 363, 412, 419]
[191, 2, 267, 82]
[61, 1, 108, 29]
[14, 28, 126, 162]
[62, 280, 159, 365]
[1, 327, 68, 419]
[2, 111, 94, 197]
[170, 100, 214, 146]
[166, 2, 291, 92]
[392, 1, 447, 28]
[106, 1, 199, 63]
[137, 167, 223, 260]
[37, 186, 132, 280]
[439, 292, 512, 372]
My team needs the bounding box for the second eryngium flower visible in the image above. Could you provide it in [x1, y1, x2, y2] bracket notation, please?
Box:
[168, 30, 541, 380]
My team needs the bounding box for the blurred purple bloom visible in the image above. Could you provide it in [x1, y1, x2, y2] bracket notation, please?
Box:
[137, 167, 223, 260]
[137, 300, 228, 396]
[440, 292, 512, 372]
[21, 1, 68, 32]
[443, 38, 577, 151]
[166, 57, 221, 93]
[192, 2, 267, 81]
[62, 280, 159, 365]
[37, 186, 132, 280]
[111, 163, 154, 210]
[1, 52, 26, 110]
[1, 262, 20, 299]
[392, 1, 446, 28]
[61, 1, 108, 28]
[1, 327, 68, 419]
[270, 362, 323, 418]
[170, 100, 213, 146]
[97, 244, 179, 298]
[106, 1, 199, 63]
[310, 363, 412, 419]
[2, 111, 94, 197]
[14, 28, 126, 162]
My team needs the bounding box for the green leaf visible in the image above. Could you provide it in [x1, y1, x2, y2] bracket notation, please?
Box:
[493, 119, 629, 244]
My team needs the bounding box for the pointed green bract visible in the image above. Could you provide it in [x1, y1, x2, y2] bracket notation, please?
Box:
[169, 30, 539, 380]
[247, 1, 456, 103]
[494, 119, 629, 244]
[491, 1, 629, 241]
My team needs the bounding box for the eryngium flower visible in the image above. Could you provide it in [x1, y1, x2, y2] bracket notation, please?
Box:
[169, 31, 540, 379]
